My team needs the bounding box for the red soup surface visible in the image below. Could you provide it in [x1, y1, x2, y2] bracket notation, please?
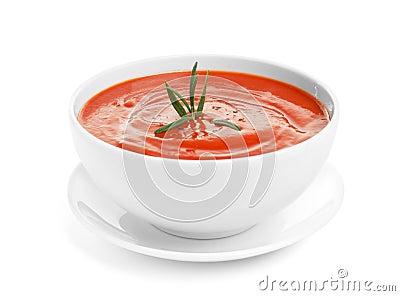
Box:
[78, 70, 330, 159]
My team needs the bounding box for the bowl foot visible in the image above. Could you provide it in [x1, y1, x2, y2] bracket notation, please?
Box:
[152, 224, 255, 240]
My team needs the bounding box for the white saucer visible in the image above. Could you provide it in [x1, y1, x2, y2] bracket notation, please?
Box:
[68, 163, 343, 262]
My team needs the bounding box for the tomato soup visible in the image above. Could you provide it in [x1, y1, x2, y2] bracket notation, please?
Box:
[78, 71, 330, 159]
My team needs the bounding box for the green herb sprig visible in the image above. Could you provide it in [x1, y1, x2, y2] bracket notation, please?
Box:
[154, 62, 241, 134]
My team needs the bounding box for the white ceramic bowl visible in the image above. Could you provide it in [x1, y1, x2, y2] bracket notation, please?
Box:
[70, 55, 338, 239]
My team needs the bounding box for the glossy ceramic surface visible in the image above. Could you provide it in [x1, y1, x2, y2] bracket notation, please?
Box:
[68, 163, 343, 262]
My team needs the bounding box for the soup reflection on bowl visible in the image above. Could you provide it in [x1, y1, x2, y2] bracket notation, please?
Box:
[70, 55, 338, 239]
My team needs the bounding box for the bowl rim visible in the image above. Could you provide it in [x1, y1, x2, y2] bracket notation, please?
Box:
[69, 54, 339, 162]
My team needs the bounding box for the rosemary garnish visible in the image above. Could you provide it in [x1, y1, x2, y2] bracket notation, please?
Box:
[211, 119, 241, 131]
[154, 62, 241, 134]
[154, 115, 192, 134]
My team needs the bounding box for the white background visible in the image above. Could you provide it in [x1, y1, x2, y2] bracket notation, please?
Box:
[1, 1, 399, 295]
